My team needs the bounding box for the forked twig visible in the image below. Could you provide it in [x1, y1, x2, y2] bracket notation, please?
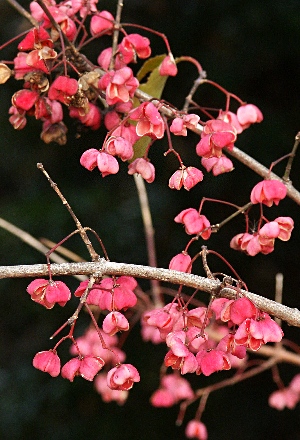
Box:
[37, 163, 99, 261]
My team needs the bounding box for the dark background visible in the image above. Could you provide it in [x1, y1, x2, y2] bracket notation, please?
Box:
[0, 0, 300, 439]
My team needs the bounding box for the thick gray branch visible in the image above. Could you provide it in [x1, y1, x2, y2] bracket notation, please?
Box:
[1, 260, 300, 327]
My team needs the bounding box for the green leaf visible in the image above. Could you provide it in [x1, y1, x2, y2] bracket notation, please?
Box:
[131, 136, 152, 161]
[137, 54, 166, 82]
[137, 54, 168, 100]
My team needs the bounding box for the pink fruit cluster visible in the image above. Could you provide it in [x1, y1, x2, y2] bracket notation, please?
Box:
[230, 216, 294, 256]
[151, 373, 194, 407]
[142, 296, 283, 379]
[74, 276, 137, 311]
[230, 179, 293, 256]
[3, 1, 297, 438]
[168, 207, 211, 273]
[269, 374, 300, 410]
[196, 104, 263, 177]
[3, 0, 177, 180]
[29, 276, 140, 395]
[33, 346, 140, 391]
[27, 278, 71, 309]
[167, 104, 263, 187]
[1, 0, 267, 191]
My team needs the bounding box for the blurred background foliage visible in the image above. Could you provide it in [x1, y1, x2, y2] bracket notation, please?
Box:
[0, 0, 300, 439]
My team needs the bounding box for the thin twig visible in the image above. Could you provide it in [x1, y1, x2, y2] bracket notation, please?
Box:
[109, 0, 123, 69]
[5, 0, 38, 26]
[40, 238, 86, 263]
[37, 163, 99, 261]
[201, 246, 214, 279]
[0, 217, 64, 264]
[0, 217, 86, 281]
[35, 0, 70, 46]
[177, 356, 279, 423]
[210, 202, 252, 232]
[283, 131, 300, 182]
[133, 174, 163, 307]
[195, 356, 278, 398]
[182, 71, 207, 113]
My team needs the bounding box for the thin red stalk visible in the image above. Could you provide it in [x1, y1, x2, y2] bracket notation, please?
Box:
[193, 356, 278, 401]
[163, 115, 184, 166]
[175, 56, 203, 74]
[199, 197, 242, 215]
[0, 29, 33, 52]
[71, 8, 90, 46]
[46, 230, 82, 280]
[200, 78, 245, 106]
[84, 227, 110, 261]
[121, 22, 172, 53]
[53, 334, 72, 351]
[205, 248, 247, 289]
[271, 364, 285, 390]
[84, 303, 121, 364]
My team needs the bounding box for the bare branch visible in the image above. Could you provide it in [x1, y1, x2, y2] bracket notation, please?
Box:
[1, 260, 300, 327]
[6, 0, 38, 26]
[109, 0, 123, 69]
[37, 163, 99, 261]
[0, 217, 86, 281]
[133, 174, 163, 307]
